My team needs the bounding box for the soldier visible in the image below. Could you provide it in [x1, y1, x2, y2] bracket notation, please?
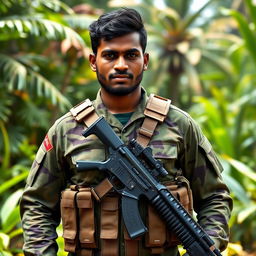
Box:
[20, 8, 232, 256]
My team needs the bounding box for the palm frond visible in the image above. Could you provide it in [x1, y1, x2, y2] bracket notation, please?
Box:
[39, 0, 74, 15]
[183, 58, 202, 94]
[64, 14, 98, 30]
[201, 50, 234, 78]
[0, 0, 73, 15]
[0, 120, 10, 169]
[0, 54, 72, 111]
[17, 100, 50, 129]
[0, 0, 22, 14]
[0, 91, 13, 123]
[224, 8, 256, 65]
[0, 16, 85, 49]
[181, 0, 213, 30]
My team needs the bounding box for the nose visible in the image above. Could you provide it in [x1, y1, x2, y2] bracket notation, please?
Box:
[114, 56, 128, 71]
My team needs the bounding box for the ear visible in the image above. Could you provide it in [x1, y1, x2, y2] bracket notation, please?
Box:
[89, 53, 97, 72]
[143, 53, 149, 70]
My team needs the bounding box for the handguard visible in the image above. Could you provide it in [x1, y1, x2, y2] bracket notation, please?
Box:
[76, 117, 222, 256]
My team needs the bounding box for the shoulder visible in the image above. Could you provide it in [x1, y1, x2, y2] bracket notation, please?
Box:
[47, 111, 77, 137]
[167, 104, 193, 128]
[166, 103, 203, 141]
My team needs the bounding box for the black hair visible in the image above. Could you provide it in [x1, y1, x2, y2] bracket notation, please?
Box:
[89, 8, 147, 54]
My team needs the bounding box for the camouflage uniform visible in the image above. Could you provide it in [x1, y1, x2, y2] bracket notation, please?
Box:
[20, 89, 232, 256]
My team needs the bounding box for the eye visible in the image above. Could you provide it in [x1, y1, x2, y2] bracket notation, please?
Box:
[103, 52, 116, 60]
[126, 52, 139, 59]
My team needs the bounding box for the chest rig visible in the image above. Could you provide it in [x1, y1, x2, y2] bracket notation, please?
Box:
[61, 94, 193, 256]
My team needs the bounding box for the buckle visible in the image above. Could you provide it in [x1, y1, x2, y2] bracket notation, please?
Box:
[70, 99, 95, 122]
[70, 99, 92, 117]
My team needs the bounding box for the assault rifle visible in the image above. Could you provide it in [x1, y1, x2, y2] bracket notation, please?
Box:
[76, 117, 222, 256]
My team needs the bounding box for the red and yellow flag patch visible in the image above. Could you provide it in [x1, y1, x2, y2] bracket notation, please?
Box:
[43, 134, 53, 152]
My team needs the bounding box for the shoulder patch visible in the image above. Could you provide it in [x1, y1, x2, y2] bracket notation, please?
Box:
[43, 134, 53, 152]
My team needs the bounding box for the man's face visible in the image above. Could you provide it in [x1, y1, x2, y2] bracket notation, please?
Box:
[89, 32, 149, 96]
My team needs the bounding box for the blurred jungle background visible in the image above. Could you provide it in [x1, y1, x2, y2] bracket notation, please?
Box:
[0, 0, 255, 255]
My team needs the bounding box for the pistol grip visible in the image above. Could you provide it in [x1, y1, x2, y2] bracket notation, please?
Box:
[121, 192, 148, 239]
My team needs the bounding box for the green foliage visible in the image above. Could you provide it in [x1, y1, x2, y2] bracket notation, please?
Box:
[0, 1, 97, 254]
[110, 0, 237, 107]
[0, 165, 29, 254]
[0, 53, 71, 110]
[0, 0, 256, 255]
[189, 2, 256, 247]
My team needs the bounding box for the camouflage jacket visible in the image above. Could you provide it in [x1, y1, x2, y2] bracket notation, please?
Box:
[20, 89, 232, 256]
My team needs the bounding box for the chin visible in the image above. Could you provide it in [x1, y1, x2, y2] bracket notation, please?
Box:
[100, 79, 141, 96]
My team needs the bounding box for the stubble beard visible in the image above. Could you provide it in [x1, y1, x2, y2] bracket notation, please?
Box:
[96, 71, 144, 96]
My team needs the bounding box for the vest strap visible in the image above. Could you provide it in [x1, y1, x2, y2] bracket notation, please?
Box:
[137, 94, 171, 147]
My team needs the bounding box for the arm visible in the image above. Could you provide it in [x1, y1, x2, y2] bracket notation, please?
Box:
[20, 125, 65, 256]
[180, 118, 233, 251]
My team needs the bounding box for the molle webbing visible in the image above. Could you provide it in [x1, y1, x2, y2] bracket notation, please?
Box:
[137, 94, 171, 147]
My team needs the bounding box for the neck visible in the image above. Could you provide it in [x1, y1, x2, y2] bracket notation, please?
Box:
[100, 86, 141, 114]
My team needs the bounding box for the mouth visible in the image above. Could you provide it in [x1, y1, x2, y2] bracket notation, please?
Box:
[110, 73, 133, 80]
[112, 75, 130, 80]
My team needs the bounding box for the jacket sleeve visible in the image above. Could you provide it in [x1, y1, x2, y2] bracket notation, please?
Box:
[179, 117, 233, 252]
[20, 123, 66, 256]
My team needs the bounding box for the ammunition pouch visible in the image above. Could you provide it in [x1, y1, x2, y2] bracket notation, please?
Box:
[60, 176, 193, 255]
[145, 175, 193, 254]
[61, 185, 97, 255]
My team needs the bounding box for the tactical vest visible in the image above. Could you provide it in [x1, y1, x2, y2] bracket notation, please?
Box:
[60, 94, 193, 256]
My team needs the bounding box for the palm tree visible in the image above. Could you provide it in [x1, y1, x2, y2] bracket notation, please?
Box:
[109, 0, 237, 107]
[0, 0, 92, 166]
[0, 0, 86, 111]
[0, 1, 96, 254]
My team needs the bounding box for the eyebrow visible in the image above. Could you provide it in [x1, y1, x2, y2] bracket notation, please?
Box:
[126, 48, 140, 53]
[101, 48, 141, 55]
[101, 49, 116, 55]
